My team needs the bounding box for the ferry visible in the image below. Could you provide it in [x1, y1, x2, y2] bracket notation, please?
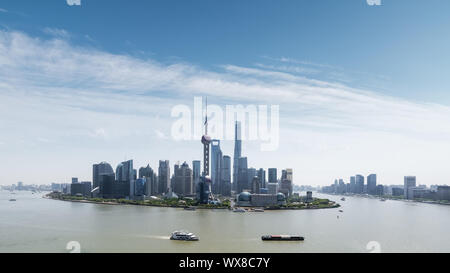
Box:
[170, 231, 199, 241]
[261, 235, 304, 241]
[233, 207, 246, 213]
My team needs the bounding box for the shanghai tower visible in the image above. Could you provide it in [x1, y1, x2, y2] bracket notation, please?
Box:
[233, 121, 242, 191]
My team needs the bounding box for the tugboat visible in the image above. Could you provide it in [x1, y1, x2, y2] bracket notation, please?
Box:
[170, 231, 199, 241]
[261, 235, 304, 241]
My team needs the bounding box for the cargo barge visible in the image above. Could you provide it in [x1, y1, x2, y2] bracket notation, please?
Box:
[261, 235, 304, 241]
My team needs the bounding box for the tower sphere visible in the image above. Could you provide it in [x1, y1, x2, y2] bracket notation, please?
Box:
[201, 135, 211, 145]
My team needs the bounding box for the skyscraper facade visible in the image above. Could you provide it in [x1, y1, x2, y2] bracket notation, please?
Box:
[158, 160, 170, 194]
[268, 168, 277, 184]
[139, 164, 157, 196]
[237, 156, 248, 193]
[233, 121, 242, 191]
[93, 162, 114, 190]
[221, 155, 231, 196]
[192, 160, 201, 191]
[173, 162, 193, 196]
[367, 174, 377, 195]
[116, 160, 134, 198]
[257, 168, 266, 189]
[404, 176, 417, 199]
[211, 139, 223, 194]
[355, 174, 364, 194]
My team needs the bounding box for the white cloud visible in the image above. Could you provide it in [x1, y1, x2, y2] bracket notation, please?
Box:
[1, 29, 450, 185]
[66, 0, 81, 6]
[0, 8, 8, 13]
[42, 27, 71, 39]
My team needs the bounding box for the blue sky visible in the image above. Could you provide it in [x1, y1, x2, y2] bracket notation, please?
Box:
[1, 0, 450, 186]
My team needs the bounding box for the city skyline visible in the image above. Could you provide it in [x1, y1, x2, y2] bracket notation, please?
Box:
[2, 1, 450, 186]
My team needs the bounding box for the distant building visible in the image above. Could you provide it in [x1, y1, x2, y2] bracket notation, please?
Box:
[139, 164, 157, 196]
[279, 169, 293, 197]
[192, 160, 201, 191]
[404, 176, 416, 199]
[116, 160, 134, 198]
[392, 187, 404, 196]
[267, 183, 278, 194]
[221, 155, 232, 196]
[437, 186, 450, 201]
[237, 157, 248, 193]
[158, 160, 170, 194]
[172, 162, 193, 196]
[268, 168, 277, 183]
[367, 174, 377, 195]
[236, 192, 287, 207]
[70, 181, 91, 197]
[355, 175, 364, 194]
[134, 178, 146, 196]
[211, 139, 223, 194]
[257, 168, 266, 189]
[72, 177, 78, 184]
[350, 176, 356, 193]
[233, 121, 242, 192]
[92, 162, 115, 190]
[251, 176, 260, 194]
[306, 191, 313, 203]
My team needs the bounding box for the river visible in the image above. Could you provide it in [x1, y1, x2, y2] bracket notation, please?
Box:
[0, 190, 449, 253]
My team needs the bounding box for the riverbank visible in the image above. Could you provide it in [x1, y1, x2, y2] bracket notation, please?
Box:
[322, 192, 450, 206]
[45, 192, 339, 210]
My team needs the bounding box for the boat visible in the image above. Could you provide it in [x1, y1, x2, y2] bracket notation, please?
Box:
[340, 197, 346, 201]
[233, 207, 246, 213]
[261, 235, 304, 241]
[170, 231, 199, 241]
[339, 209, 343, 212]
[9, 199, 16, 201]
[380, 198, 386, 201]
[251, 208, 264, 212]
[184, 206, 196, 211]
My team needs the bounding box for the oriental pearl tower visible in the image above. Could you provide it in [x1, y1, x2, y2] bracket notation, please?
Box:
[198, 97, 212, 204]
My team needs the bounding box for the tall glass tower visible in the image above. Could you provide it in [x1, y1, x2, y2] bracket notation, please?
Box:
[233, 121, 242, 191]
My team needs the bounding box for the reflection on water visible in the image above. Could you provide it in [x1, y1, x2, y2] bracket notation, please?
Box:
[1, 190, 449, 253]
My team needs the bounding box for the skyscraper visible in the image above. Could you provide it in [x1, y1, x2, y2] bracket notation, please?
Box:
[173, 161, 193, 196]
[211, 139, 223, 194]
[233, 121, 242, 191]
[257, 168, 266, 189]
[116, 160, 134, 198]
[92, 162, 114, 190]
[192, 160, 201, 190]
[158, 160, 170, 194]
[247, 167, 257, 191]
[251, 176, 260, 194]
[139, 164, 157, 196]
[404, 176, 416, 199]
[350, 176, 356, 193]
[367, 174, 377, 195]
[268, 168, 277, 184]
[237, 157, 248, 193]
[355, 174, 364, 194]
[221, 155, 231, 196]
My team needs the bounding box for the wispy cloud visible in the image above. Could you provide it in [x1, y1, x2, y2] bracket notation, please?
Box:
[42, 27, 71, 39]
[0, 8, 8, 13]
[1, 29, 450, 185]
